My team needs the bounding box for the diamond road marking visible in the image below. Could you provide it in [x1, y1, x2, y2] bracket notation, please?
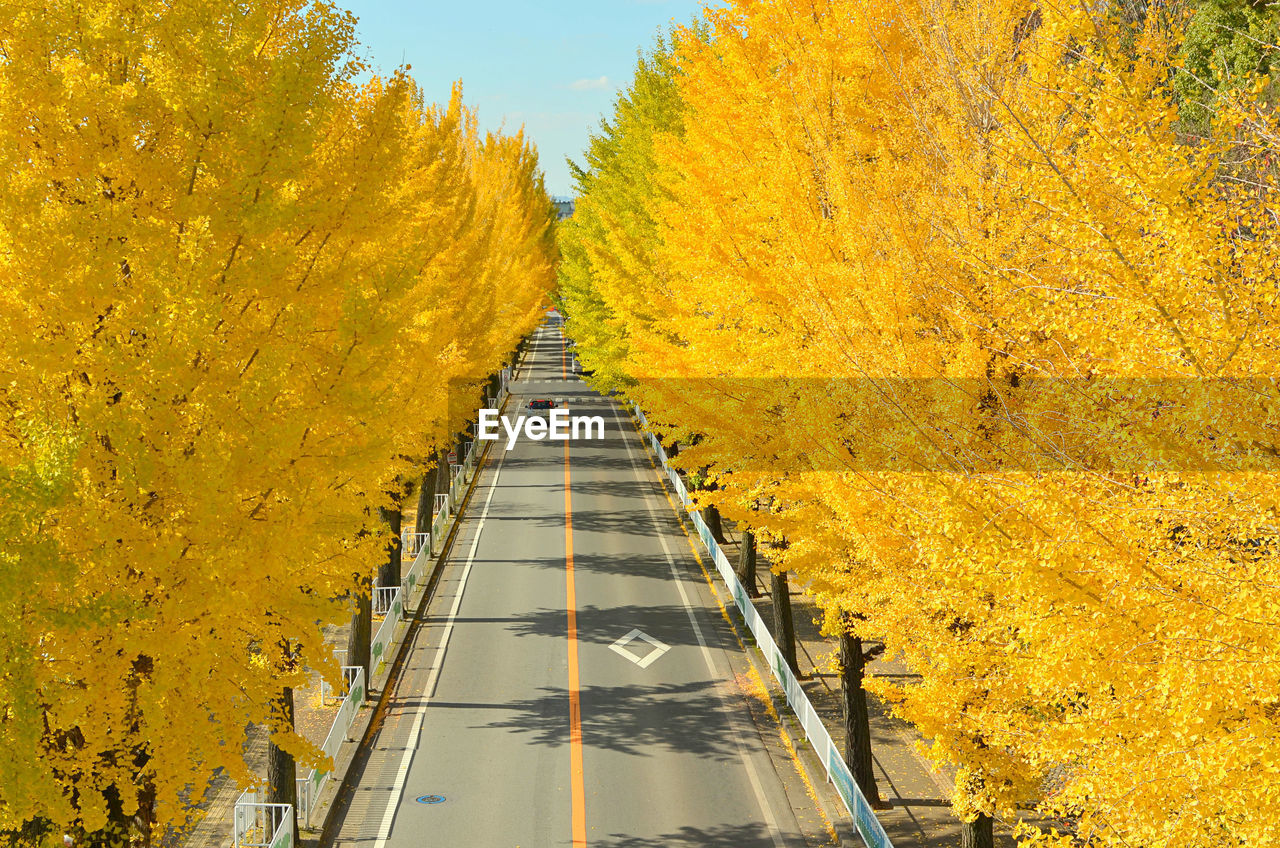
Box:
[609, 628, 670, 669]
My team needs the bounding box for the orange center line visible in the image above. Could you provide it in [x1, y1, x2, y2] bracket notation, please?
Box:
[565, 439, 587, 846]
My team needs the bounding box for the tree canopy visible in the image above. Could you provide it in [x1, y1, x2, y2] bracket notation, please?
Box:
[560, 1, 1280, 844]
[0, 0, 555, 837]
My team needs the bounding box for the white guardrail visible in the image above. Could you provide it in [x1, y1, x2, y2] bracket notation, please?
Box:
[373, 585, 400, 618]
[370, 587, 402, 675]
[401, 530, 429, 560]
[298, 665, 364, 827]
[632, 404, 894, 848]
[233, 790, 294, 848]
[400, 529, 432, 608]
[431, 492, 450, 549]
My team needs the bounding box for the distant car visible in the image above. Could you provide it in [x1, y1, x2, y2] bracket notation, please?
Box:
[528, 399, 555, 410]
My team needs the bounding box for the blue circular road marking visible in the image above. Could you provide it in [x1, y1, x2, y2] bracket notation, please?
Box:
[415, 795, 446, 805]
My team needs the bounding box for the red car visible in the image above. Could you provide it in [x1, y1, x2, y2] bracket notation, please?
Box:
[528, 399, 555, 410]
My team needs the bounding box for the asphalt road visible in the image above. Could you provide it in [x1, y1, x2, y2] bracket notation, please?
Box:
[327, 317, 816, 848]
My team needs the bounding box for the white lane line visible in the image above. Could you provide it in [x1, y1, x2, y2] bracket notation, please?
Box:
[609, 404, 788, 848]
[373, 446, 509, 848]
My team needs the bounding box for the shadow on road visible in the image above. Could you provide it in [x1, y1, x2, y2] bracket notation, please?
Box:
[592, 823, 781, 847]
[465, 680, 745, 761]
[504, 603, 711, 649]
[482, 504, 660, 535]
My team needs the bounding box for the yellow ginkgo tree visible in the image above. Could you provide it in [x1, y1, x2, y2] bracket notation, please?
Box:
[0, 0, 555, 840]
[562, 1, 1280, 845]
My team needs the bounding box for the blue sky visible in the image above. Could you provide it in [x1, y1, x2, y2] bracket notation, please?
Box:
[337, 1, 712, 198]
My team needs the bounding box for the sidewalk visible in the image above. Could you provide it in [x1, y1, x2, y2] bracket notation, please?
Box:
[710, 522, 1015, 847]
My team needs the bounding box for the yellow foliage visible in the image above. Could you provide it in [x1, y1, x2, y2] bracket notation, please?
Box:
[562, 1, 1280, 845]
[0, 0, 553, 835]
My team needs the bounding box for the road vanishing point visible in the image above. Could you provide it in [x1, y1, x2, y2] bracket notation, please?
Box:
[325, 317, 828, 848]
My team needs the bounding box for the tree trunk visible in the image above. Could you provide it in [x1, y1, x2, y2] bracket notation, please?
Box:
[436, 444, 451, 496]
[771, 568, 798, 676]
[840, 632, 881, 806]
[701, 503, 727, 544]
[961, 813, 994, 848]
[133, 782, 156, 848]
[266, 684, 298, 839]
[735, 530, 760, 598]
[378, 504, 401, 589]
[414, 454, 435, 538]
[346, 589, 371, 685]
